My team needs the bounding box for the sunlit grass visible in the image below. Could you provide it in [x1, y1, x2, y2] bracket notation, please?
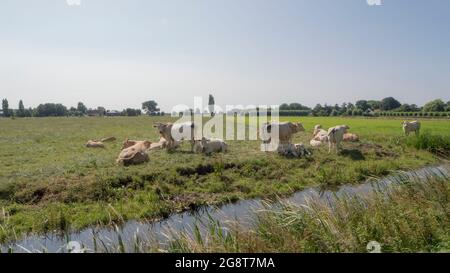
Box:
[0, 116, 448, 242]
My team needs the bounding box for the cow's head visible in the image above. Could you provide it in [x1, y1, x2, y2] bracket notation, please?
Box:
[193, 138, 205, 153]
[153, 122, 170, 135]
[291, 122, 305, 133]
[122, 138, 137, 150]
[313, 124, 322, 136]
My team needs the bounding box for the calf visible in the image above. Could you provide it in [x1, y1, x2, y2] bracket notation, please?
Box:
[327, 125, 350, 153]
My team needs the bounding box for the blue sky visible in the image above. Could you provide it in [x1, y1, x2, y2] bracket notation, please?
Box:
[0, 0, 449, 111]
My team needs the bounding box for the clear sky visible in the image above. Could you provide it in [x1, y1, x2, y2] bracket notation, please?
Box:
[1, 0, 449, 111]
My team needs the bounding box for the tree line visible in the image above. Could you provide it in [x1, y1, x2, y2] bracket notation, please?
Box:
[1, 96, 449, 118]
[0, 99, 145, 118]
[279, 97, 450, 117]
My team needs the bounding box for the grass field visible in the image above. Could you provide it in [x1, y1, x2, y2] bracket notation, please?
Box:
[0, 116, 449, 242]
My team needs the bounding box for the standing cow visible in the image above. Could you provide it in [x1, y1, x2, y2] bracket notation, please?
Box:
[153, 122, 197, 151]
[260, 122, 305, 145]
[402, 121, 421, 136]
[327, 125, 350, 153]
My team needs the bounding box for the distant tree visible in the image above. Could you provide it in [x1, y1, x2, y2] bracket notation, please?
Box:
[395, 104, 412, 112]
[35, 103, 68, 117]
[339, 103, 348, 115]
[355, 100, 369, 111]
[367, 100, 381, 110]
[208, 94, 215, 117]
[2, 98, 10, 117]
[77, 102, 87, 114]
[142, 100, 160, 114]
[288, 103, 308, 110]
[312, 104, 323, 116]
[124, 108, 141, 116]
[17, 100, 25, 117]
[423, 99, 446, 112]
[280, 103, 290, 110]
[380, 97, 401, 111]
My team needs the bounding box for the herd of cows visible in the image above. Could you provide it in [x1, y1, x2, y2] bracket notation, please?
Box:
[85, 120, 422, 166]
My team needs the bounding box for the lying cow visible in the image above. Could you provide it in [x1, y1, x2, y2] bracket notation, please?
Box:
[121, 139, 140, 150]
[150, 137, 180, 151]
[117, 140, 152, 166]
[327, 125, 350, 153]
[402, 121, 421, 136]
[277, 143, 311, 157]
[260, 122, 305, 144]
[310, 124, 329, 147]
[101, 136, 116, 142]
[86, 140, 105, 148]
[313, 125, 328, 138]
[194, 137, 228, 154]
[343, 133, 359, 142]
[154, 122, 196, 151]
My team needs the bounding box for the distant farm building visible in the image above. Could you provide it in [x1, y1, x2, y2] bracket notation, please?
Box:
[106, 110, 121, 117]
[86, 107, 106, 117]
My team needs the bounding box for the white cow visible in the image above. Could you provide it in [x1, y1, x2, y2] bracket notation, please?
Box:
[277, 143, 311, 157]
[327, 125, 350, 153]
[309, 125, 329, 147]
[260, 122, 305, 144]
[153, 122, 197, 151]
[194, 137, 228, 154]
[402, 121, 421, 136]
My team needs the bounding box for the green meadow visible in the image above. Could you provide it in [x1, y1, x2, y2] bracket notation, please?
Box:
[0, 116, 449, 242]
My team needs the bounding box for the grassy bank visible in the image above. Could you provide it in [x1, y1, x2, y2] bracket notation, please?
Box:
[165, 169, 450, 253]
[0, 116, 449, 242]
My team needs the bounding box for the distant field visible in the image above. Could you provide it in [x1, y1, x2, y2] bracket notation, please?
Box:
[0, 116, 448, 242]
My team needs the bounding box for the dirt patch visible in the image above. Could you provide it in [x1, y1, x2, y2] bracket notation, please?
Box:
[354, 143, 398, 158]
[176, 163, 239, 177]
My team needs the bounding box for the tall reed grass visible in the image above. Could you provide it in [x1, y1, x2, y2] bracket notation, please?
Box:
[165, 170, 450, 253]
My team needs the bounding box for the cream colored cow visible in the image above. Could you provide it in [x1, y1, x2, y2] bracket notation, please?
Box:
[402, 121, 421, 136]
[327, 125, 350, 153]
[260, 122, 305, 144]
[343, 133, 359, 142]
[117, 140, 152, 166]
[153, 122, 196, 151]
[86, 140, 105, 148]
[194, 137, 228, 154]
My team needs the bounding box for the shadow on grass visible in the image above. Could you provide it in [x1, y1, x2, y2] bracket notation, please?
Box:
[340, 149, 365, 161]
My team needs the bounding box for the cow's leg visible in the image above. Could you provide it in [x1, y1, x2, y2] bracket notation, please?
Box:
[328, 141, 332, 154]
[190, 140, 195, 152]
